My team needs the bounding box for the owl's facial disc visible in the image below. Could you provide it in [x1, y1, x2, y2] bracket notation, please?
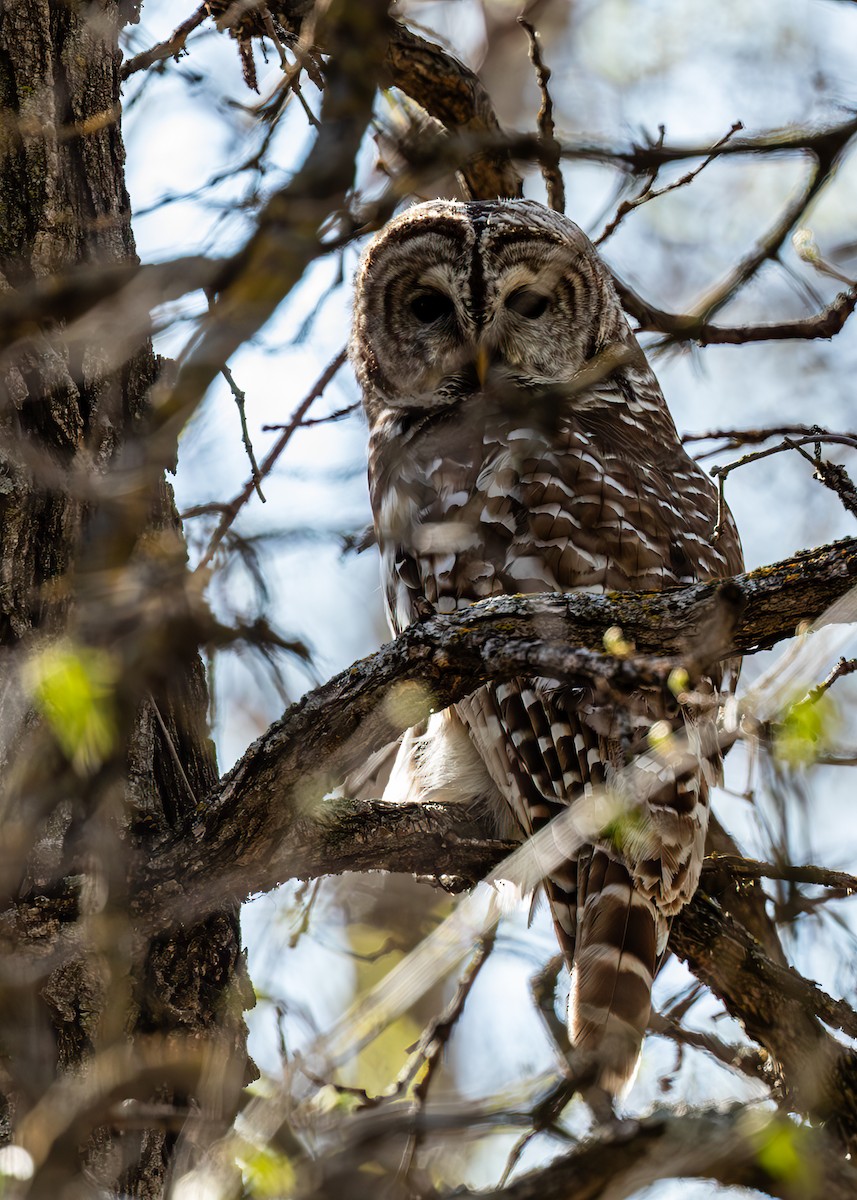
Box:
[351, 202, 606, 411]
[359, 245, 477, 405]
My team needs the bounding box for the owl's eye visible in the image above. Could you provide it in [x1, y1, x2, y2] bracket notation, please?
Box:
[410, 289, 454, 324]
[505, 288, 549, 319]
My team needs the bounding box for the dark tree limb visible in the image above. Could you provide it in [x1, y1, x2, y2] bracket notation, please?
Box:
[131, 535, 857, 1151]
[141, 536, 857, 922]
[462, 1108, 857, 1200]
[672, 891, 857, 1151]
[616, 282, 857, 344]
[321, 1102, 857, 1199]
[384, 22, 524, 200]
[706, 853, 857, 893]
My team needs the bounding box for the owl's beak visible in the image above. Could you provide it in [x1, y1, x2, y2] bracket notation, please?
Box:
[475, 345, 492, 388]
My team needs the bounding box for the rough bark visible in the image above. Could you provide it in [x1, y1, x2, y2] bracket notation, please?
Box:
[0, 4, 247, 1195]
[132, 535, 857, 1153]
[313, 1104, 857, 1199]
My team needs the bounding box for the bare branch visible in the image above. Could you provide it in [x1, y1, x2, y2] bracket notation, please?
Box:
[196, 347, 347, 570]
[648, 1010, 774, 1086]
[384, 23, 524, 200]
[704, 853, 857, 894]
[672, 889, 857, 1148]
[710, 435, 857, 527]
[684, 425, 857, 456]
[559, 113, 857, 171]
[220, 364, 265, 502]
[463, 1107, 857, 1200]
[120, 5, 209, 81]
[616, 281, 857, 344]
[395, 930, 497, 1181]
[142, 536, 857, 921]
[518, 19, 565, 214]
[596, 121, 743, 245]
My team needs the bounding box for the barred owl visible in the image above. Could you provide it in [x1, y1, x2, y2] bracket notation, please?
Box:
[350, 199, 743, 1094]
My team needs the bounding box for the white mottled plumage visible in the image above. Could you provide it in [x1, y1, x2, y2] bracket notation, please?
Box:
[350, 199, 743, 1094]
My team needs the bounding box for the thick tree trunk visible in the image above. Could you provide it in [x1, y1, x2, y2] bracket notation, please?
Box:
[0, 4, 248, 1196]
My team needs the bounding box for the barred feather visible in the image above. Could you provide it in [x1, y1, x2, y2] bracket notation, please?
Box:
[569, 852, 659, 1092]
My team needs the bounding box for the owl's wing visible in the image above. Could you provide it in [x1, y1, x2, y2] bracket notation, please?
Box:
[369, 371, 741, 1093]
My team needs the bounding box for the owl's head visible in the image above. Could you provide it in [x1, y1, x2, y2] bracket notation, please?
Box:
[350, 199, 625, 414]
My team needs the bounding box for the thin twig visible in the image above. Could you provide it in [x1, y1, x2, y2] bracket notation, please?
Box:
[147, 694, 199, 808]
[498, 1074, 580, 1188]
[648, 1010, 773, 1086]
[221, 365, 265, 502]
[518, 19, 565, 214]
[801, 657, 857, 707]
[683, 424, 857, 457]
[196, 347, 347, 572]
[262, 400, 359, 431]
[529, 954, 568, 1055]
[709, 434, 857, 537]
[254, 27, 323, 131]
[596, 121, 743, 245]
[120, 5, 209, 80]
[259, 4, 290, 70]
[793, 227, 856, 286]
[395, 929, 497, 1182]
[710, 435, 847, 480]
[288, 878, 323, 950]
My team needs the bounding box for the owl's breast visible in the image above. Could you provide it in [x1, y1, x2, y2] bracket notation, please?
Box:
[370, 403, 733, 634]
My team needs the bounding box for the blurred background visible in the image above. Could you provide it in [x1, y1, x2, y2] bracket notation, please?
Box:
[120, 1, 857, 1191]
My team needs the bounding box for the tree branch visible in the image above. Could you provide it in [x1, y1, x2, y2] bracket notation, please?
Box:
[120, 5, 208, 80]
[557, 113, 857, 171]
[384, 22, 524, 200]
[464, 1108, 857, 1200]
[141, 536, 857, 922]
[322, 1102, 857, 1199]
[616, 282, 857, 344]
[131, 535, 857, 1147]
[672, 890, 857, 1149]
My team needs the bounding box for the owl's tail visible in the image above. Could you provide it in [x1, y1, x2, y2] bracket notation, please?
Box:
[556, 850, 659, 1095]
